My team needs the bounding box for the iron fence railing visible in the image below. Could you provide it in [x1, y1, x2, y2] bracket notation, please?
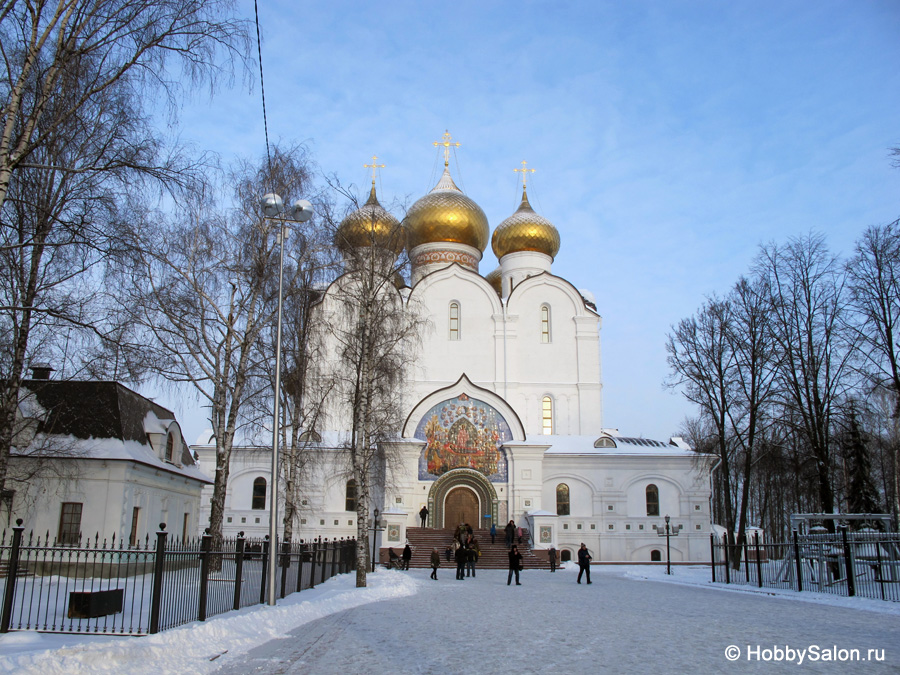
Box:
[710, 529, 900, 602]
[0, 519, 356, 635]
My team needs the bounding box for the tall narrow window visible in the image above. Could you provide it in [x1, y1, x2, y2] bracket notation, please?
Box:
[541, 305, 551, 343]
[252, 477, 267, 510]
[345, 479, 358, 512]
[165, 433, 175, 462]
[542, 396, 553, 435]
[129, 507, 140, 546]
[646, 484, 660, 517]
[58, 502, 83, 545]
[182, 512, 190, 544]
[449, 302, 460, 340]
[556, 483, 570, 516]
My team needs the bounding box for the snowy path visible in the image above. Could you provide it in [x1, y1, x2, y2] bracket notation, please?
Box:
[213, 566, 900, 674]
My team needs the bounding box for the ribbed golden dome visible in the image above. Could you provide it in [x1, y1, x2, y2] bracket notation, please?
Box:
[484, 266, 502, 296]
[491, 188, 560, 260]
[404, 167, 489, 252]
[335, 185, 404, 254]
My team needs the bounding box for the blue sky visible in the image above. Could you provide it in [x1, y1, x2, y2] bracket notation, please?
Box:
[173, 0, 900, 444]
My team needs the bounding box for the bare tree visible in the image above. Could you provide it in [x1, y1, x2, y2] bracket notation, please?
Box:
[755, 234, 857, 525]
[313, 186, 424, 587]
[847, 219, 900, 417]
[118, 147, 315, 547]
[0, 0, 248, 498]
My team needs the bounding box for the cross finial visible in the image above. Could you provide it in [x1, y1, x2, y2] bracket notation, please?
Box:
[513, 160, 536, 190]
[433, 130, 460, 167]
[363, 155, 385, 186]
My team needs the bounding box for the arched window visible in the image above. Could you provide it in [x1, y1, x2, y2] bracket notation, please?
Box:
[164, 433, 175, 462]
[252, 477, 267, 510]
[556, 483, 570, 516]
[541, 305, 551, 343]
[449, 302, 460, 340]
[345, 479, 357, 512]
[646, 484, 660, 517]
[542, 396, 553, 435]
[651, 549, 662, 562]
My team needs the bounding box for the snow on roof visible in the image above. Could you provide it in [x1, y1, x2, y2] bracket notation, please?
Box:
[18, 434, 212, 484]
[536, 434, 697, 456]
[144, 410, 175, 435]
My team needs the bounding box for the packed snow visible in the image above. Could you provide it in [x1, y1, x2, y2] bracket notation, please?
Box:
[1, 564, 898, 673]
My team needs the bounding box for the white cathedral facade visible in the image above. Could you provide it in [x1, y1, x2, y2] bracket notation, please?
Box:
[196, 143, 712, 564]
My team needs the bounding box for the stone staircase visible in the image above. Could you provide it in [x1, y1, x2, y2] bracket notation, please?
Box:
[402, 527, 549, 570]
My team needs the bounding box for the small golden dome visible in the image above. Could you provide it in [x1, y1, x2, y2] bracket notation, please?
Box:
[405, 167, 490, 252]
[491, 188, 560, 260]
[335, 185, 404, 254]
[484, 266, 502, 296]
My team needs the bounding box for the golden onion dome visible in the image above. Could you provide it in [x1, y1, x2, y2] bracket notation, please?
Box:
[491, 188, 560, 260]
[335, 185, 404, 254]
[404, 167, 490, 252]
[484, 266, 502, 296]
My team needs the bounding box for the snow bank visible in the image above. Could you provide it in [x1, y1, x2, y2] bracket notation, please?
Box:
[0, 570, 419, 675]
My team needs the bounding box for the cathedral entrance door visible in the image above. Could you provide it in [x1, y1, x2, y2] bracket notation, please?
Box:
[444, 487, 479, 529]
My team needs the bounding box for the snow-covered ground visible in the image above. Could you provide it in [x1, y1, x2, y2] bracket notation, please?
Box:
[1, 565, 898, 674]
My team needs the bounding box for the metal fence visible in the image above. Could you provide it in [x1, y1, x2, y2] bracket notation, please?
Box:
[0, 519, 356, 635]
[710, 529, 900, 602]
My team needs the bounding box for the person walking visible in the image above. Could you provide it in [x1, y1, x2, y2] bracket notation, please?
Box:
[455, 543, 467, 580]
[507, 545, 523, 585]
[466, 537, 479, 577]
[490, 522, 497, 544]
[402, 543, 412, 571]
[505, 520, 516, 548]
[548, 546, 557, 572]
[419, 505, 428, 528]
[430, 547, 440, 580]
[577, 543, 592, 584]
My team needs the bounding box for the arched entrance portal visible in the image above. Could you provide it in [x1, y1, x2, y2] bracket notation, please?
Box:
[445, 487, 479, 528]
[427, 469, 500, 529]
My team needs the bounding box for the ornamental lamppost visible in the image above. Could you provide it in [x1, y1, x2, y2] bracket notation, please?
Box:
[658, 514, 680, 575]
[259, 192, 313, 606]
[370, 508, 384, 572]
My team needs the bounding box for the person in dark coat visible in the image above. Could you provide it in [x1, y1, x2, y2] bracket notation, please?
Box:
[505, 520, 516, 548]
[577, 543, 592, 584]
[548, 546, 557, 572]
[507, 545, 523, 585]
[430, 547, 440, 580]
[455, 543, 467, 580]
[490, 522, 497, 544]
[402, 544, 412, 570]
[466, 537, 479, 577]
[419, 506, 428, 528]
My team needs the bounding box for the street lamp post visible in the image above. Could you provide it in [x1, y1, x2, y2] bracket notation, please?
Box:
[370, 508, 383, 572]
[260, 193, 313, 607]
[658, 514, 680, 575]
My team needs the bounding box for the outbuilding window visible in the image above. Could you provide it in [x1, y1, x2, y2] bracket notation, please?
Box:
[252, 477, 267, 510]
[646, 484, 660, 517]
[345, 479, 357, 512]
[556, 483, 570, 516]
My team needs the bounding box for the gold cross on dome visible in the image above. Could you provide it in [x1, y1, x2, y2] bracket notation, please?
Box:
[433, 130, 460, 167]
[363, 155, 385, 185]
[514, 160, 536, 189]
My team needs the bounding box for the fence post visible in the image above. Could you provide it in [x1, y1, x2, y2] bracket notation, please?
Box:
[280, 540, 290, 599]
[320, 537, 327, 584]
[198, 531, 212, 621]
[709, 533, 716, 583]
[874, 533, 885, 601]
[331, 540, 338, 578]
[722, 534, 730, 584]
[1, 519, 24, 633]
[754, 532, 763, 588]
[259, 536, 270, 605]
[840, 526, 855, 597]
[233, 533, 245, 611]
[792, 529, 803, 593]
[309, 539, 317, 589]
[742, 534, 750, 583]
[149, 523, 168, 634]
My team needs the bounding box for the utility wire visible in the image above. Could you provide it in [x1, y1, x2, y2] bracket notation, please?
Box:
[254, 0, 273, 188]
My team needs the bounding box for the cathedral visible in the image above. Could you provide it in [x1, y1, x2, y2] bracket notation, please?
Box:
[195, 134, 712, 564]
